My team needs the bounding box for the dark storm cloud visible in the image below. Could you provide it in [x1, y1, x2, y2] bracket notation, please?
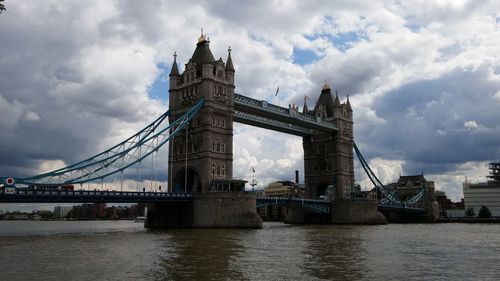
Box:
[0, 3, 163, 178]
[364, 65, 500, 175]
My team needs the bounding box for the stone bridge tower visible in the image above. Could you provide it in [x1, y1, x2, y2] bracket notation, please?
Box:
[303, 82, 354, 200]
[168, 32, 235, 193]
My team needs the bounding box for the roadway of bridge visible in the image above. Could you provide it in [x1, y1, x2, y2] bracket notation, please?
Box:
[0, 190, 192, 204]
[0, 190, 427, 215]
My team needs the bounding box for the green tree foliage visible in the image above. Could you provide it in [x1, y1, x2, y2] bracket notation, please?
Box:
[0, 0, 5, 14]
[478, 205, 491, 218]
[465, 207, 475, 217]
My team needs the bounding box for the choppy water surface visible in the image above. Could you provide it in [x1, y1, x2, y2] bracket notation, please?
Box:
[0, 221, 498, 280]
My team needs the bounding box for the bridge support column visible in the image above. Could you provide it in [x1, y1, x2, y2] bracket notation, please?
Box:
[145, 202, 193, 228]
[192, 192, 262, 228]
[330, 199, 387, 224]
[284, 208, 330, 224]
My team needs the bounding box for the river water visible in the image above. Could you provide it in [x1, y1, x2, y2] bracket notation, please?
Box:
[0, 221, 498, 281]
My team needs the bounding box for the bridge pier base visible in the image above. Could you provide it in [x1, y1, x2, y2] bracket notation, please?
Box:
[192, 192, 263, 228]
[284, 199, 387, 225]
[145, 202, 193, 228]
[330, 199, 387, 224]
[284, 208, 331, 224]
[145, 192, 262, 228]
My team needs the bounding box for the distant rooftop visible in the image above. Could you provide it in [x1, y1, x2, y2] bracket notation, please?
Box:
[487, 162, 500, 184]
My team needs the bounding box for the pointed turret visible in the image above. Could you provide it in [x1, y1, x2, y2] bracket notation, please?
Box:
[225, 46, 235, 72]
[190, 29, 215, 72]
[169, 52, 181, 90]
[334, 89, 340, 107]
[303, 96, 309, 113]
[169, 52, 180, 77]
[346, 95, 353, 112]
[313, 80, 335, 118]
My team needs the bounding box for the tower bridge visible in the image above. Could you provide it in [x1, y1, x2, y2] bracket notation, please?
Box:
[0, 33, 436, 227]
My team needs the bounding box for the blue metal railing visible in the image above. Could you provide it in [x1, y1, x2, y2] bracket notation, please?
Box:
[256, 196, 331, 214]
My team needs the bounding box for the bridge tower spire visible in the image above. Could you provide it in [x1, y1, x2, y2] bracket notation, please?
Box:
[168, 34, 235, 193]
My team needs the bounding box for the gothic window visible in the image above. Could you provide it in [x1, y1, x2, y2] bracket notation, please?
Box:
[221, 143, 225, 153]
[212, 162, 216, 175]
[222, 119, 225, 128]
[216, 165, 221, 175]
[212, 142, 215, 152]
[216, 143, 221, 152]
[221, 163, 225, 175]
[218, 70, 223, 77]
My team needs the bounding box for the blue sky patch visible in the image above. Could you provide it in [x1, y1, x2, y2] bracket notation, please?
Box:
[325, 31, 365, 52]
[292, 48, 319, 65]
[148, 63, 169, 102]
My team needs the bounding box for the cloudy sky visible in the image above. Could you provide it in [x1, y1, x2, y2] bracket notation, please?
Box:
[1, 0, 499, 210]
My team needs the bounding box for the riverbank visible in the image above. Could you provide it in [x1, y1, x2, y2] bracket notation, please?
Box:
[436, 217, 500, 223]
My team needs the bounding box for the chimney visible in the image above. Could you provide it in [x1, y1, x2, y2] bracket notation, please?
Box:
[295, 170, 299, 184]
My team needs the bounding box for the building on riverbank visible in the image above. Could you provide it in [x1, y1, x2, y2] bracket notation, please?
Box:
[463, 162, 500, 217]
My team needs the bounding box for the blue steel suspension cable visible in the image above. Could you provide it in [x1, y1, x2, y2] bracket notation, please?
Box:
[353, 141, 424, 206]
[60, 99, 204, 184]
[16, 99, 204, 185]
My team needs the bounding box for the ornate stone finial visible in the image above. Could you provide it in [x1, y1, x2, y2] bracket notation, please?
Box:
[322, 80, 331, 91]
[173, 51, 177, 61]
[198, 28, 207, 43]
[228, 46, 232, 53]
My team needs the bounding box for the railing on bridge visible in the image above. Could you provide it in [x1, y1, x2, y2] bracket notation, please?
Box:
[234, 93, 338, 135]
[256, 196, 331, 214]
[234, 111, 318, 136]
[0, 189, 193, 203]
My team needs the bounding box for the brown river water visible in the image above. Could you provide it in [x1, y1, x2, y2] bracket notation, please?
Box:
[0, 221, 498, 280]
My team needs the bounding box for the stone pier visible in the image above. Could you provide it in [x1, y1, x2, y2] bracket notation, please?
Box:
[145, 192, 263, 229]
[285, 199, 387, 225]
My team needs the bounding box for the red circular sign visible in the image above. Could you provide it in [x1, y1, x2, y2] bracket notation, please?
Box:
[5, 177, 15, 185]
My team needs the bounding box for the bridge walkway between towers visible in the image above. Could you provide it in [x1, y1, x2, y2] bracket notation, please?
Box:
[234, 94, 338, 136]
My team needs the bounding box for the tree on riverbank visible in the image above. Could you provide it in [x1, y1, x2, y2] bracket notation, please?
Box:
[478, 206, 491, 218]
[465, 207, 475, 217]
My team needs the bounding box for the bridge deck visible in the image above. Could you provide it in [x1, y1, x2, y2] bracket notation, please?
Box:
[234, 94, 337, 136]
[1, 190, 427, 216]
[0, 190, 192, 203]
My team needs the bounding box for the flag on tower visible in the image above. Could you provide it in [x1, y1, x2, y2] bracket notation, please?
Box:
[252, 167, 255, 173]
[275, 86, 279, 96]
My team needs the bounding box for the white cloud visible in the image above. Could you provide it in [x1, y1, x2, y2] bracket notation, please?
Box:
[0, 0, 499, 206]
[37, 160, 67, 174]
[464, 120, 478, 130]
[24, 111, 40, 122]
